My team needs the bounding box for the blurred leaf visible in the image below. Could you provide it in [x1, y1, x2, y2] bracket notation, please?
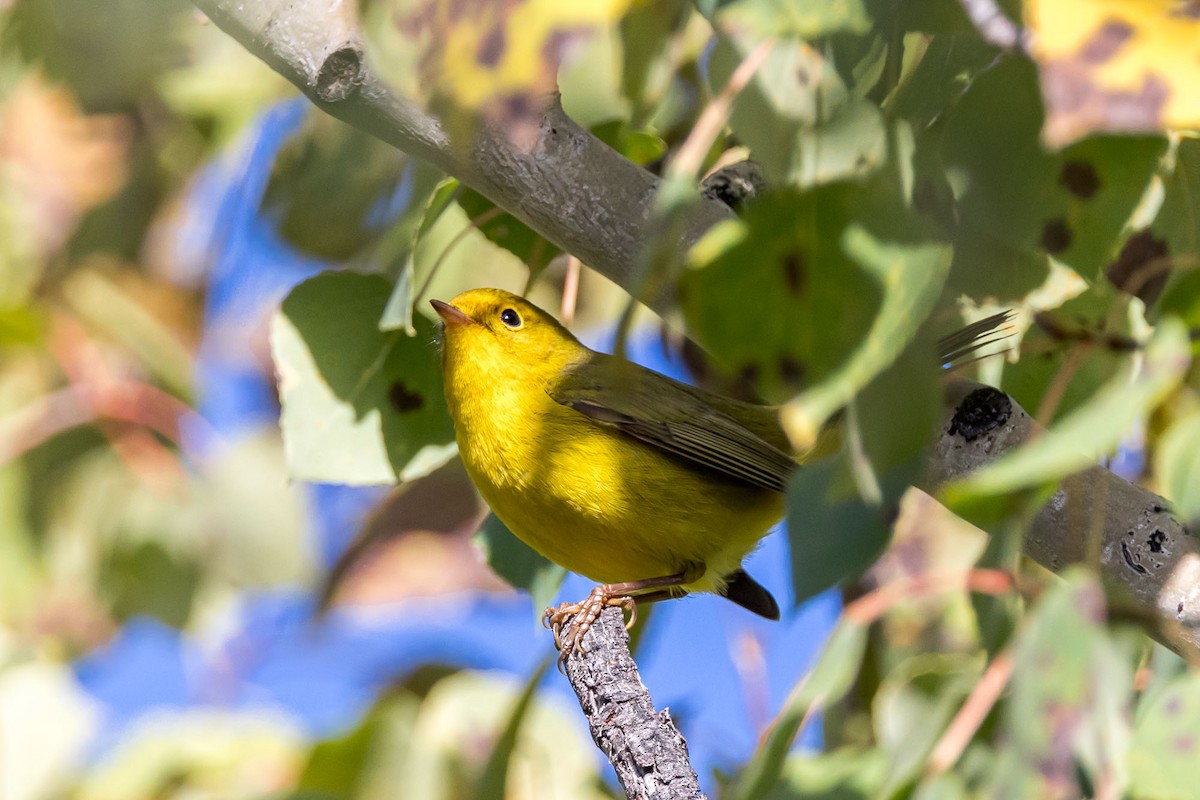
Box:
[732, 620, 868, 800]
[873, 654, 979, 794]
[99, 540, 198, 627]
[473, 513, 565, 617]
[999, 286, 1128, 420]
[940, 56, 1052, 300]
[953, 319, 1189, 497]
[709, 35, 885, 187]
[783, 220, 951, 446]
[75, 711, 305, 799]
[1052, 135, 1166, 279]
[617, 0, 691, 121]
[997, 570, 1131, 798]
[457, 187, 562, 280]
[0, 464, 40, 620]
[60, 269, 194, 399]
[591, 120, 667, 166]
[296, 697, 406, 799]
[377, 170, 455, 334]
[715, 0, 872, 39]
[1027, 0, 1200, 146]
[1128, 671, 1200, 798]
[362, 0, 633, 140]
[892, 34, 998, 128]
[1156, 136, 1200, 264]
[262, 113, 410, 261]
[1155, 411, 1200, 526]
[7, 0, 191, 111]
[272, 271, 458, 485]
[0, 305, 43, 345]
[787, 448, 918, 605]
[761, 748, 887, 800]
[683, 186, 884, 404]
[476, 659, 551, 800]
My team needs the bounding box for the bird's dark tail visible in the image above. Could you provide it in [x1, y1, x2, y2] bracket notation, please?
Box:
[719, 569, 780, 620]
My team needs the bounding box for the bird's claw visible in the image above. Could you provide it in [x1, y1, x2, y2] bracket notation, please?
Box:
[542, 587, 636, 673]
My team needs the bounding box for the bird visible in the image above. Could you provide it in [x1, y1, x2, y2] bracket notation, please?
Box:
[431, 288, 1012, 664]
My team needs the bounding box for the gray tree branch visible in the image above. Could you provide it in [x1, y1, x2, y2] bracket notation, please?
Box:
[924, 382, 1200, 659]
[192, 0, 734, 309]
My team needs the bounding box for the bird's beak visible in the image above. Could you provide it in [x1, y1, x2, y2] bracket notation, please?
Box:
[430, 299, 476, 328]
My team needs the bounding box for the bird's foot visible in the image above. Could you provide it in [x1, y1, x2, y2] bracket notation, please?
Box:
[542, 586, 636, 673]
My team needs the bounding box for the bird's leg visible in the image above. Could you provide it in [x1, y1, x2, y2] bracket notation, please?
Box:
[543, 566, 702, 671]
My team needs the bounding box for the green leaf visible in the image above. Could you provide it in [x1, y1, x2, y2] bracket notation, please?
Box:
[60, 269, 194, 400]
[378, 173, 458, 334]
[953, 319, 1189, 497]
[100, 540, 199, 627]
[1052, 135, 1166, 278]
[731, 620, 869, 800]
[683, 186, 885, 404]
[788, 447, 919, 605]
[999, 285, 1129, 420]
[715, 0, 872, 39]
[262, 113, 410, 261]
[473, 514, 565, 618]
[997, 570, 1131, 798]
[783, 222, 951, 445]
[475, 660, 552, 800]
[940, 56, 1053, 300]
[873, 654, 979, 795]
[272, 271, 458, 485]
[1155, 136, 1200, 264]
[708, 35, 885, 187]
[1155, 412, 1200, 526]
[1128, 672, 1200, 798]
[763, 748, 888, 800]
[456, 187, 562, 280]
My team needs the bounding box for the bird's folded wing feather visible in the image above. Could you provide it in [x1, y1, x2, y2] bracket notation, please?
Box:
[547, 363, 796, 493]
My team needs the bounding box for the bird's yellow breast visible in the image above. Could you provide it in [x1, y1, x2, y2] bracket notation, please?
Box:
[445, 366, 783, 593]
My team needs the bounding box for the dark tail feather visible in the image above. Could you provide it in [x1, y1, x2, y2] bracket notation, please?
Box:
[719, 569, 780, 620]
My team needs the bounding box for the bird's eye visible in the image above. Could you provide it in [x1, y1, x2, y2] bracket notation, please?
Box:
[499, 308, 522, 328]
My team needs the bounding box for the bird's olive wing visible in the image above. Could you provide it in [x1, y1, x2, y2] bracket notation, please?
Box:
[547, 370, 795, 493]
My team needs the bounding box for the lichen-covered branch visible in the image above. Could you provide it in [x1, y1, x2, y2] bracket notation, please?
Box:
[563, 606, 707, 800]
[191, 0, 734, 308]
[923, 382, 1200, 660]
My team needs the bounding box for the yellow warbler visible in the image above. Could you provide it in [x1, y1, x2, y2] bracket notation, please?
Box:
[432, 288, 1009, 660]
[432, 288, 812, 659]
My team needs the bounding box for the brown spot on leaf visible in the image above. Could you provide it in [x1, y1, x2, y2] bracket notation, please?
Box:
[1173, 0, 1200, 18]
[476, 25, 506, 67]
[1080, 19, 1134, 64]
[389, 382, 425, 413]
[1106, 228, 1169, 305]
[781, 250, 806, 296]
[739, 363, 760, 387]
[1041, 218, 1072, 254]
[779, 356, 805, 385]
[1060, 160, 1101, 199]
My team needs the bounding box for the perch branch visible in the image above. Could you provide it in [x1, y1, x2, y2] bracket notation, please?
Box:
[563, 606, 707, 800]
[191, 0, 735, 309]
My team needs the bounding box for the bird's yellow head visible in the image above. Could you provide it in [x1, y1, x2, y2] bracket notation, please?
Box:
[430, 288, 586, 388]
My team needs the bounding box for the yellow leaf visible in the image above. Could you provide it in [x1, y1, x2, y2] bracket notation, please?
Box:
[1027, 0, 1200, 146]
